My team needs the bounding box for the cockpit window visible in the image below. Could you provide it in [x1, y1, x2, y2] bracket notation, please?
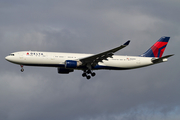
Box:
[9, 54, 14, 56]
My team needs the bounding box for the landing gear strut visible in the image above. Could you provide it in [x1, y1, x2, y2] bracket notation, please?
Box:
[20, 65, 24, 72]
[82, 70, 96, 80]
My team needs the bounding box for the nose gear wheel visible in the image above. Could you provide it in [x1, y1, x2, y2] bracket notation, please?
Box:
[20, 65, 24, 72]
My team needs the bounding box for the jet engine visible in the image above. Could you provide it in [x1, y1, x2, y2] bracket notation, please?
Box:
[65, 60, 82, 68]
[57, 68, 74, 74]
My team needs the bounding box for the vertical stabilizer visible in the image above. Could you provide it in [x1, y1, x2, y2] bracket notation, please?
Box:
[141, 36, 170, 58]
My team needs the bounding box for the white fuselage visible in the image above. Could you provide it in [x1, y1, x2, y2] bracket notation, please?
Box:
[5, 51, 154, 70]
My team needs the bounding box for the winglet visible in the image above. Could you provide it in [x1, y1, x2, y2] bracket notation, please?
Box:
[123, 40, 130, 46]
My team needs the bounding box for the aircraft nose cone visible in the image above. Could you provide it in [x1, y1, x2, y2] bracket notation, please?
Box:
[5, 56, 9, 61]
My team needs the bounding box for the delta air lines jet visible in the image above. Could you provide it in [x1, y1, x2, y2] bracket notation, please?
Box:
[5, 36, 174, 79]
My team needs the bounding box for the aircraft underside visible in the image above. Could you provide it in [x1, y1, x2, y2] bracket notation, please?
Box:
[19, 63, 153, 79]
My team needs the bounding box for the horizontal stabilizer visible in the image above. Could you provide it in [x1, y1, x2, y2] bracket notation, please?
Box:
[151, 54, 174, 63]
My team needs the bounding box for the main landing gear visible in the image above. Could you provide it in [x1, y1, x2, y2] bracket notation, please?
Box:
[82, 70, 96, 80]
[20, 65, 24, 72]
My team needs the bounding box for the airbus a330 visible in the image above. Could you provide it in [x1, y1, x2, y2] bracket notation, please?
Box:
[5, 36, 174, 79]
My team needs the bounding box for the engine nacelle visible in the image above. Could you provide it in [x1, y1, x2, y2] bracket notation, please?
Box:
[65, 60, 82, 68]
[57, 68, 74, 74]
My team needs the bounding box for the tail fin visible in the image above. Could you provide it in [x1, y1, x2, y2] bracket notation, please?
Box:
[141, 36, 170, 58]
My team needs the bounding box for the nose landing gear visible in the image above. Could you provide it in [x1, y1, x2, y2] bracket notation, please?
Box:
[20, 65, 24, 72]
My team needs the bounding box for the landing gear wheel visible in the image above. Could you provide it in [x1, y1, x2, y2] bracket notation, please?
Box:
[91, 72, 96, 77]
[20, 65, 24, 72]
[82, 69, 96, 79]
[82, 73, 87, 77]
[21, 69, 24, 72]
[86, 76, 91, 80]
[87, 70, 91, 74]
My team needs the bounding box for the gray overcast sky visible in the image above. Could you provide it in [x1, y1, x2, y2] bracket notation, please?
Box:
[0, 0, 180, 120]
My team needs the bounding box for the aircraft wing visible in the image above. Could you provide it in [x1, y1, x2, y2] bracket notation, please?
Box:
[79, 40, 130, 67]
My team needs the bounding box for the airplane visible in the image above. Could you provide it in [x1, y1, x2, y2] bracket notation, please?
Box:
[5, 36, 174, 79]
